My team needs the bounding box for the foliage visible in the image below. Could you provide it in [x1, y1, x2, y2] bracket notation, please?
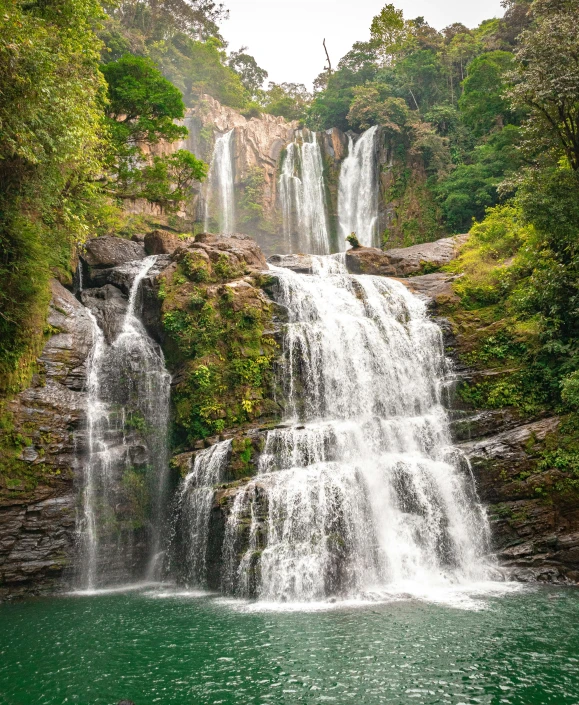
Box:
[507, 0, 579, 170]
[262, 83, 312, 122]
[0, 0, 108, 395]
[459, 51, 519, 137]
[228, 47, 268, 101]
[102, 54, 207, 212]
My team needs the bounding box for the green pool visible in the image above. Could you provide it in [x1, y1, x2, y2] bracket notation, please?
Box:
[1, 585, 578, 705]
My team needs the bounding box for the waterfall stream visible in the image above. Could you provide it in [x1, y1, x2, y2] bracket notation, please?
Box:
[338, 125, 379, 248]
[204, 129, 236, 234]
[179, 256, 492, 602]
[279, 132, 331, 255]
[79, 257, 171, 590]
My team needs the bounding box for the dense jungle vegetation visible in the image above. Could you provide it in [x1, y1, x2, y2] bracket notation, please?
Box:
[1, 0, 578, 425]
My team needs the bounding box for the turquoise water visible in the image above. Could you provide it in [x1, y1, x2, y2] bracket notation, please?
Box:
[1, 587, 579, 705]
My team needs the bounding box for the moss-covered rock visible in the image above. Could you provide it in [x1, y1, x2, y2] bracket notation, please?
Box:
[160, 234, 282, 448]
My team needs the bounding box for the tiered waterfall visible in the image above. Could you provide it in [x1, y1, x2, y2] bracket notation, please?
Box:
[176, 255, 492, 602]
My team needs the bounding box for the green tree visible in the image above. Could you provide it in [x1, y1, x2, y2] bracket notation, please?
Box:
[0, 0, 108, 393]
[102, 54, 207, 212]
[228, 47, 268, 100]
[459, 51, 519, 137]
[370, 3, 412, 67]
[508, 0, 579, 170]
[263, 83, 311, 122]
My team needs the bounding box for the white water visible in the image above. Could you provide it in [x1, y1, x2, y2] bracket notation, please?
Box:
[173, 441, 232, 586]
[338, 125, 380, 248]
[279, 131, 331, 254]
[218, 256, 493, 602]
[204, 129, 236, 234]
[79, 257, 171, 589]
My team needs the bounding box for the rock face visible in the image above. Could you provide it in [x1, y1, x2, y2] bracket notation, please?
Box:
[345, 235, 467, 278]
[267, 253, 314, 274]
[144, 229, 190, 256]
[0, 281, 94, 599]
[458, 418, 579, 582]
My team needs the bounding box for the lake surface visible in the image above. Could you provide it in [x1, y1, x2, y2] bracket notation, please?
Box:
[1, 585, 579, 705]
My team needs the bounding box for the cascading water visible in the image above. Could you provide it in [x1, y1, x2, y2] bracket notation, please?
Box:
[338, 125, 379, 248]
[204, 129, 236, 234]
[279, 131, 331, 255]
[214, 256, 492, 602]
[79, 256, 171, 590]
[172, 441, 232, 587]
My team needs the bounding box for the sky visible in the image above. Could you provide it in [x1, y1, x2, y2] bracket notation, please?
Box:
[220, 0, 505, 88]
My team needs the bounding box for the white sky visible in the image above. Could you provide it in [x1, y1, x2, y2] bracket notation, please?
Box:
[220, 0, 505, 88]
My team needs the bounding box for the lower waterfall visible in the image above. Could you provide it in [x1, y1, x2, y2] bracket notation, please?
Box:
[78, 256, 171, 590]
[176, 256, 492, 603]
[279, 131, 331, 255]
[204, 129, 236, 234]
[338, 125, 379, 248]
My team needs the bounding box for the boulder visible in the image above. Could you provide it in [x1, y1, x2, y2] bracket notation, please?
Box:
[183, 233, 268, 273]
[383, 234, 468, 276]
[267, 253, 313, 274]
[345, 247, 397, 276]
[82, 236, 145, 268]
[144, 229, 190, 256]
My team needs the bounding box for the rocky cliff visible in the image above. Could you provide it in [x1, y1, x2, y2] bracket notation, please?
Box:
[2, 232, 577, 599]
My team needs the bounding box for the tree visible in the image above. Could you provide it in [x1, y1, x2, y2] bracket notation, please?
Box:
[263, 83, 311, 122]
[228, 48, 268, 100]
[347, 87, 409, 133]
[370, 4, 413, 67]
[0, 0, 108, 392]
[459, 51, 519, 137]
[508, 0, 579, 170]
[102, 54, 207, 212]
[102, 54, 187, 144]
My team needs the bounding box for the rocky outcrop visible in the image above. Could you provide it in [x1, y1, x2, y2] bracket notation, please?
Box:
[144, 229, 191, 256]
[459, 418, 579, 582]
[345, 247, 397, 276]
[267, 253, 314, 274]
[0, 281, 94, 599]
[345, 235, 467, 278]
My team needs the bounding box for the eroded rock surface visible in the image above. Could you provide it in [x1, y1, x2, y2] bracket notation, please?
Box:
[0, 281, 94, 598]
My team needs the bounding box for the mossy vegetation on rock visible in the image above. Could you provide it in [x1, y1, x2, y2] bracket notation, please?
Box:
[159, 234, 282, 448]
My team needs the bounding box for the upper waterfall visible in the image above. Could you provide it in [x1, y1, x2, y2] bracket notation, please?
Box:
[204, 129, 236, 234]
[279, 131, 331, 255]
[338, 125, 380, 248]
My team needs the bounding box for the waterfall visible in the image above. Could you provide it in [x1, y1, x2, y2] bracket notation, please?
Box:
[216, 257, 492, 602]
[338, 125, 379, 249]
[279, 131, 331, 255]
[79, 256, 171, 590]
[204, 129, 236, 234]
[172, 441, 232, 587]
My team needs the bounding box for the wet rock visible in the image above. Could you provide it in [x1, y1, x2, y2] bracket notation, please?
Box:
[268, 253, 314, 274]
[397, 273, 459, 306]
[81, 284, 128, 344]
[82, 236, 145, 268]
